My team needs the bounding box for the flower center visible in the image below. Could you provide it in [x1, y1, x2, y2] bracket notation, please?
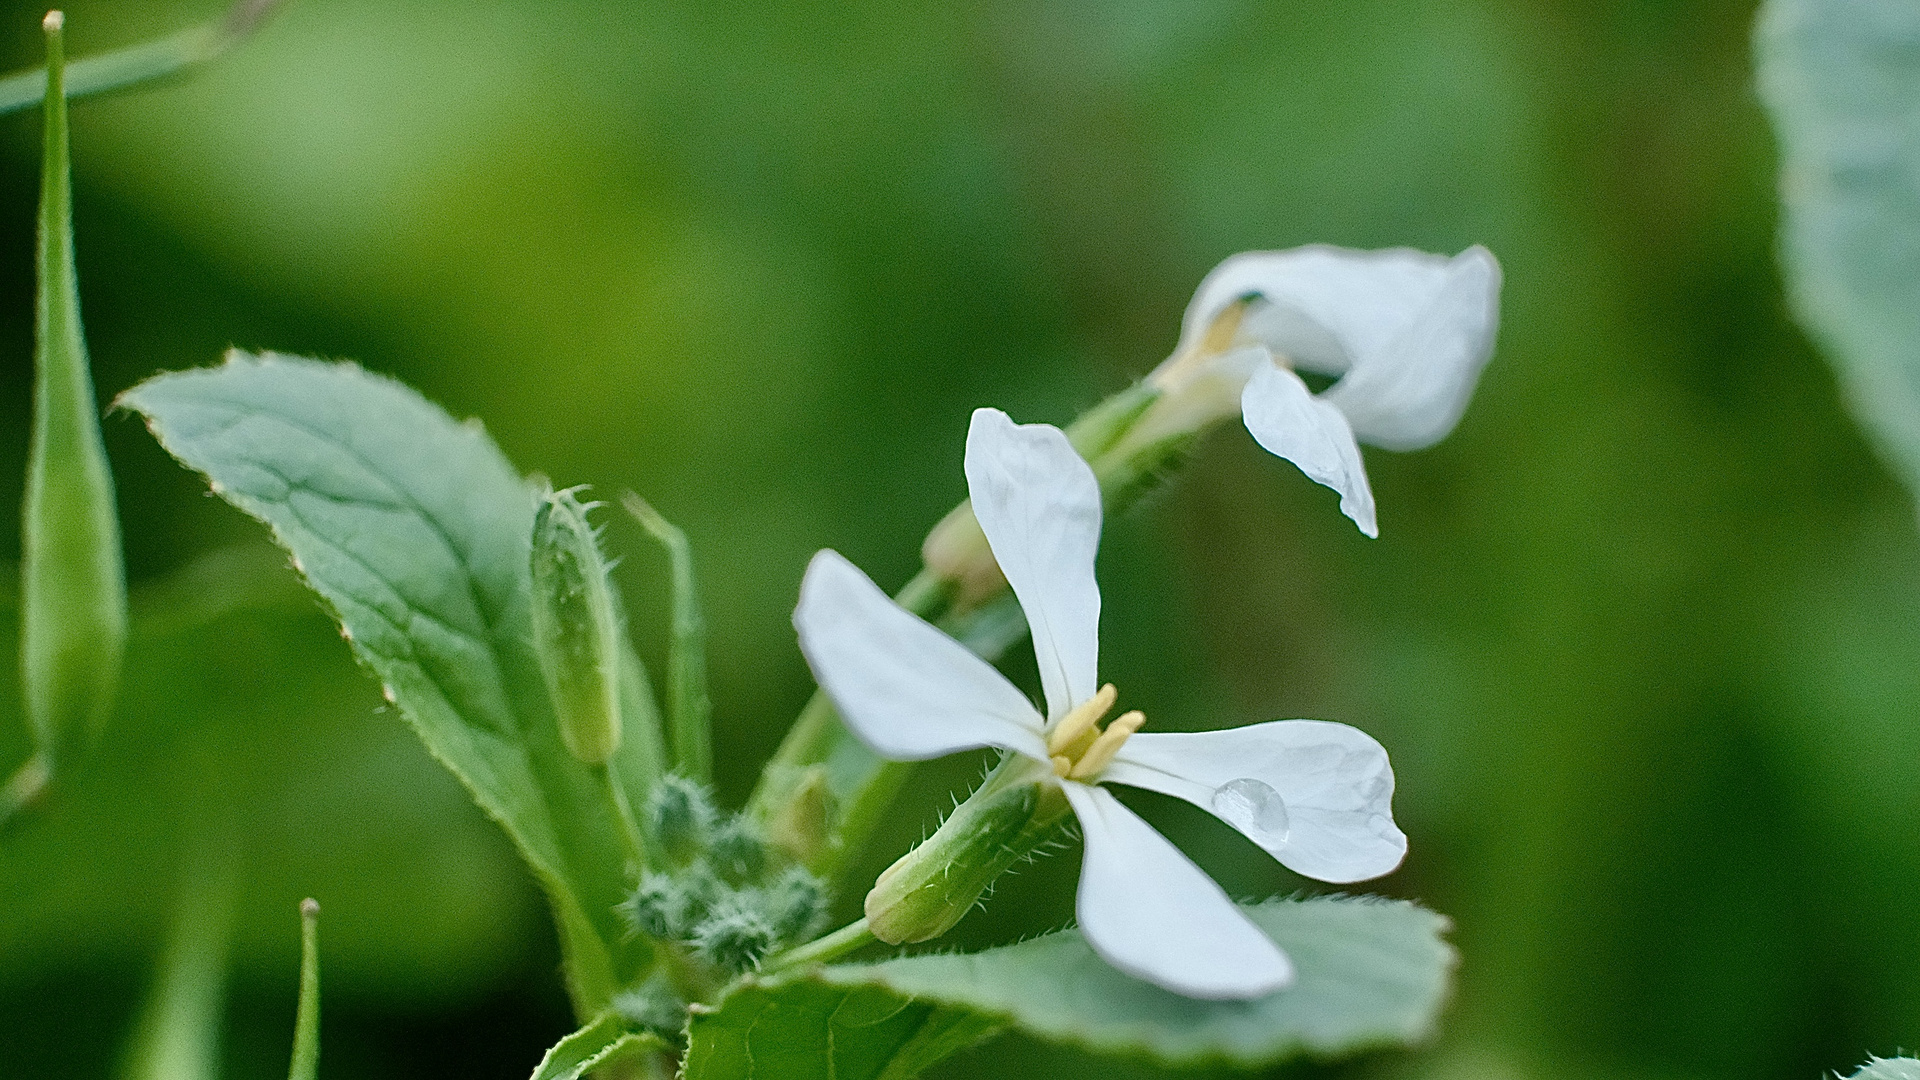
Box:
[1045, 683, 1145, 781]
[1148, 297, 1255, 391]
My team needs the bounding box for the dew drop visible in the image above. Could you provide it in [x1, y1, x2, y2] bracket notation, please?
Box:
[1211, 778, 1290, 846]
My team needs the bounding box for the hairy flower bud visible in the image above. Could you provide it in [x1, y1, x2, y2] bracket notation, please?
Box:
[760, 866, 830, 943]
[691, 901, 779, 974]
[707, 816, 769, 885]
[530, 487, 623, 764]
[645, 774, 717, 865]
[611, 976, 687, 1038]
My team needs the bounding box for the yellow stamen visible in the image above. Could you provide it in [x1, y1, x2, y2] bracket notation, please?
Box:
[1068, 710, 1145, 780]
[1051, 755, 1073, 778]
[1047, 683, 1117, 754]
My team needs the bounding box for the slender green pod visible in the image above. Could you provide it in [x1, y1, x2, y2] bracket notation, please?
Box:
[21, 9, 126, 775]
[622, 493, 714, 784]
[287, 899, 320, 1080]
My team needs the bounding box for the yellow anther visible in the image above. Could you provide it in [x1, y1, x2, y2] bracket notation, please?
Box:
[1047, 684, 1117, 755]
[1068, 710, 1145, 780]
[1051, 755, 1073, 778]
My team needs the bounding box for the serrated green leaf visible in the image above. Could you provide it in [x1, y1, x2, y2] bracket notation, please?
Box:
[528, 1012, 668, 1080]
[1849, 1058, 1920, 1080]
[685, 897, 1452, 1078]
[1757, 0, 1920, 504]
[121, 353, 657, 1015]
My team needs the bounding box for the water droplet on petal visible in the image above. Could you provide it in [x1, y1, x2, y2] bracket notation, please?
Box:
[1212, 778, 1290, 847]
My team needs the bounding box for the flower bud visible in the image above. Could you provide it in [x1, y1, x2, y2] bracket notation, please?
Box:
[760, 866, 830, 943]
[691, 901, 779, 973]
[707, 816, 769, 885]
[645, 774, 717, 865]
[764, 764, 833, 864]
[611, 975, 687, 1038]
[530, 487, 623, 764]
[864, 762, 1070, 944]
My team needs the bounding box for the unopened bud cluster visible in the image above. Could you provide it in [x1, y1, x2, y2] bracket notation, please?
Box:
[619, 776, 830, 976]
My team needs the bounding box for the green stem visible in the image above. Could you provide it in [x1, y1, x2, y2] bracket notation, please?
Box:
[597, 760, 648, 871]
[760, 918, 876, 974]
[0, 752, 51, 831]
[287, 899, 320, 1080]
[0, 0, 289, 117]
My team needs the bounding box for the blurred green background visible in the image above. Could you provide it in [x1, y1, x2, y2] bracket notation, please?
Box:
[0, 0, 1910, 1077]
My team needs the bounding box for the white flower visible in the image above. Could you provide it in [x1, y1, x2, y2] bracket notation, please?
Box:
[1146, 245, 1502, 538]
[794, 408, 1405, 1000]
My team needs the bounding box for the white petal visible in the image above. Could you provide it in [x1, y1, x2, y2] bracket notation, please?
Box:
[1240, 364, 1378, 538]
[794, 549, 1048, 762]
[1062, 783, 1293, 999]
[1175, 245, 1501, 450]
[964, 408, 1102, 720]
[1103, 720, 1406, 884]
[1318, 246, 1501, 451]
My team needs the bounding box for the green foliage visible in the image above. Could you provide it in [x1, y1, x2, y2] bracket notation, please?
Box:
[20, 10, 126, 783]
[1849, 1060, 1920, 1080]
[1757, 0, 1920, 503]
[528, 1012, 668, 1080]
[685, 897, 1453, 1077]
[122, 353, 657, 1015]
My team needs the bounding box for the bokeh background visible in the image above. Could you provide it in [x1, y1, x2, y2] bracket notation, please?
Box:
[0, 0, 1911, 1077]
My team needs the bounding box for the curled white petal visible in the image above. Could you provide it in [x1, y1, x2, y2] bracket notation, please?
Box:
[794, 549, 1048, 762]
[1173, 245, 1501, 450]
[1062, 783, 1293, 999]
[1240, 364, 1378, 538]
[1104, 720, 1406, 884]
[964, 408, 1102, 720]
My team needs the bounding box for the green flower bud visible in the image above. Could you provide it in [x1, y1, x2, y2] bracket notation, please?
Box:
[707, 816, 769, 885]
[611, 975, 687, 1039]
[530, 486, 623, 764]
[764, 764, 833, 865]
[691, 900, 778, 974]
[760, 866, 830, 943]
[646, 774, 717, 865]
[864, 760, 1071, 944]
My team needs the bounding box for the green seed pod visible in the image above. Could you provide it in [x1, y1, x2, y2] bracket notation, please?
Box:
[529, 487, 623, 764]
[864, 761, 1070, 945]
